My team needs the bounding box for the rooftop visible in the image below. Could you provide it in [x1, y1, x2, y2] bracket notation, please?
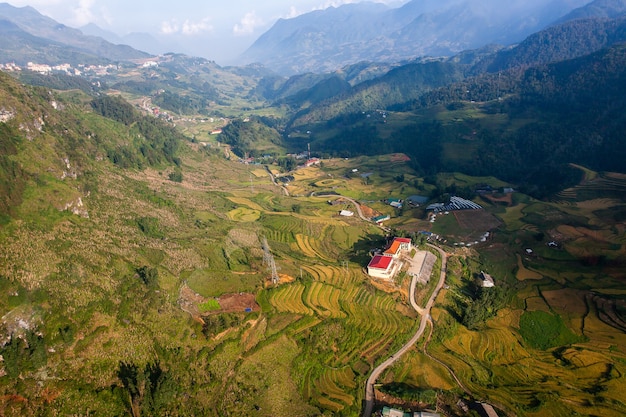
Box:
[368, 255, 393, 270]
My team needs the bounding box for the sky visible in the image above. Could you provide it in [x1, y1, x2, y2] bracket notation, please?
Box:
[6, 0, 406, 64]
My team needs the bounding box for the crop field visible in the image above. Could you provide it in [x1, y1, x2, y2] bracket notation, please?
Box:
[227, 206, 261, 221]
[226, 196, 266, 211]
[515, 254, 544, 280]
[417, 168, 626, 416]
[7, 98, 626, 417]
[388, 350, 456, 390]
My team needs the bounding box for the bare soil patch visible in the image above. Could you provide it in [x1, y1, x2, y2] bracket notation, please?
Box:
[178, 284, 259, 322]
[217, 293, 259, 313]
[481, 193, 513, 206]
[452, 209, 501, 231]
[360, 205, 378, 218]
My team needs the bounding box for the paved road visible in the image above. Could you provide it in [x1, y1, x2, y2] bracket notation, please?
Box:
[362, 243, 448, 417]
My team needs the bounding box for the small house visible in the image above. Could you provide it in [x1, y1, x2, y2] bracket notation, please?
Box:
[372, 214, 391, 225]
[339, 210, 354, 217]
[480, 271, 495, 288]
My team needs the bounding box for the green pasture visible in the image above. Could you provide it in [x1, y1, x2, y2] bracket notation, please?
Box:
[186, 269, 260, 297]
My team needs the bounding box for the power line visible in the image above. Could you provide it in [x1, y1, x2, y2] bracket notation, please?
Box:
[261, 236, 280, 285]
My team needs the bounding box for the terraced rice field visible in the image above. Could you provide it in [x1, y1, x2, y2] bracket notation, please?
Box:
[269, 283, 312, 315]
[227, 207, 261, 222]
[292, 234, 336, 262]
[267, 273, 415, 410]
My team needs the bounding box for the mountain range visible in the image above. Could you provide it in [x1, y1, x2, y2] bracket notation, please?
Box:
[241, 0, 601, 74]
[0, 3, 150, 64]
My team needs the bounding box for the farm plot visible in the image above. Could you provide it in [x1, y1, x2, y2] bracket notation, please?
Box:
[310, 367, 356, 413]
[516, 254, 543, 280]
[226, 196, 265, 211]
[292, 234, 336, 262]
[303, 281, 345, 318]
[227, 207, 261, 222]
[301, 264, 361, 287]
[269, 283, 313, 315]
[391, 351, 456, 390]
[341, 303, 411, 364]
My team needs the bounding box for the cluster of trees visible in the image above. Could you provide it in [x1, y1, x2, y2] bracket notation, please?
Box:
[18, 71, 98, 93]
[378, 383, 437, 405]
[152, 90, 210, 115]
[1, 330, 47, 378]
[117, 361, 176, 417]
[201, 313, 244, 338]
[91, 95, 183, 169]
[0, 124, 27, 219]
[218, 117, 282, 158]
[461, 286, 508, 331]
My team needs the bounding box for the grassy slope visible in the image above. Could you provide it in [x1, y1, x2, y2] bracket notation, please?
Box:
[3, 67, 626, 416]
[0, 77, 419, 416]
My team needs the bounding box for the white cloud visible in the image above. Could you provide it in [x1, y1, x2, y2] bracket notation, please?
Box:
[160, 19, 179, 35]
[182, 17, 213, 35]
[285, 6, 302, 18]
[233, 11, 264, 36]
[71, 0, 95, 27]
[160, 17, 213, 36]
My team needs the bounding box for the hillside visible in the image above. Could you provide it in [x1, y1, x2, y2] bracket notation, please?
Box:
[3, 3, 626, 416]
[0, 70, 418, 416]
[285, 15, 626, 130]
[284, 41, 626, 198]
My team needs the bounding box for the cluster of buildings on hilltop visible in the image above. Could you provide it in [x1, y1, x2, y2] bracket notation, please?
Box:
[0, 61, 120, 76]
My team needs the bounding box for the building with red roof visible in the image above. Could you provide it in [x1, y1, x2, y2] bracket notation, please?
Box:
[367, 255, 396, 279]
[367, 237, 412, 279]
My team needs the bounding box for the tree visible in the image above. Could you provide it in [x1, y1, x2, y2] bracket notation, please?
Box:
[117, 360, 176, 417]
[136, 266, 159, 287]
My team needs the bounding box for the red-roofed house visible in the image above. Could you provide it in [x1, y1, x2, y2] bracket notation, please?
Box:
[367, 255, 396, 279]
[368, 237, 412, 279]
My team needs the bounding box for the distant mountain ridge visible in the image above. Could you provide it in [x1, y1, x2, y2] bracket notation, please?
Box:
[0, 2, 150, 64]
[282, 13, 626, 129]
[241, 0, 592, 75]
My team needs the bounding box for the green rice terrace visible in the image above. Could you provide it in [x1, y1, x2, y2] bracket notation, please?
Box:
[1, 81, 626, 415]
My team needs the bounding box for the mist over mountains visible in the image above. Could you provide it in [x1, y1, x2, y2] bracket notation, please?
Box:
[241, 0, 594, 74]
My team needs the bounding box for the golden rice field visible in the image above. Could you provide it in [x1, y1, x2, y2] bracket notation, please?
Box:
[390, 351, 456, 390]
[227, 207, 261, 222]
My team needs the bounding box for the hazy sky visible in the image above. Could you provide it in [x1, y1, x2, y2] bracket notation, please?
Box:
[6, 0, 406, 63]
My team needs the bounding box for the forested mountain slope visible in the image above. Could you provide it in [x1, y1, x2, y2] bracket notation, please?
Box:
[295, 43, 626, 198]
[285, 15, 626, 130]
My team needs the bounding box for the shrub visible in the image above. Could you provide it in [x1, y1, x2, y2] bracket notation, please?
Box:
[519, 310, 586, 350]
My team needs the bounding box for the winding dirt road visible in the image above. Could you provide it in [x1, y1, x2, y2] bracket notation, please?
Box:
[362, 243, 448, 417]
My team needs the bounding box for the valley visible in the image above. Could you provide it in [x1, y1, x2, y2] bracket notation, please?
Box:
[1, 1, 626, 416]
